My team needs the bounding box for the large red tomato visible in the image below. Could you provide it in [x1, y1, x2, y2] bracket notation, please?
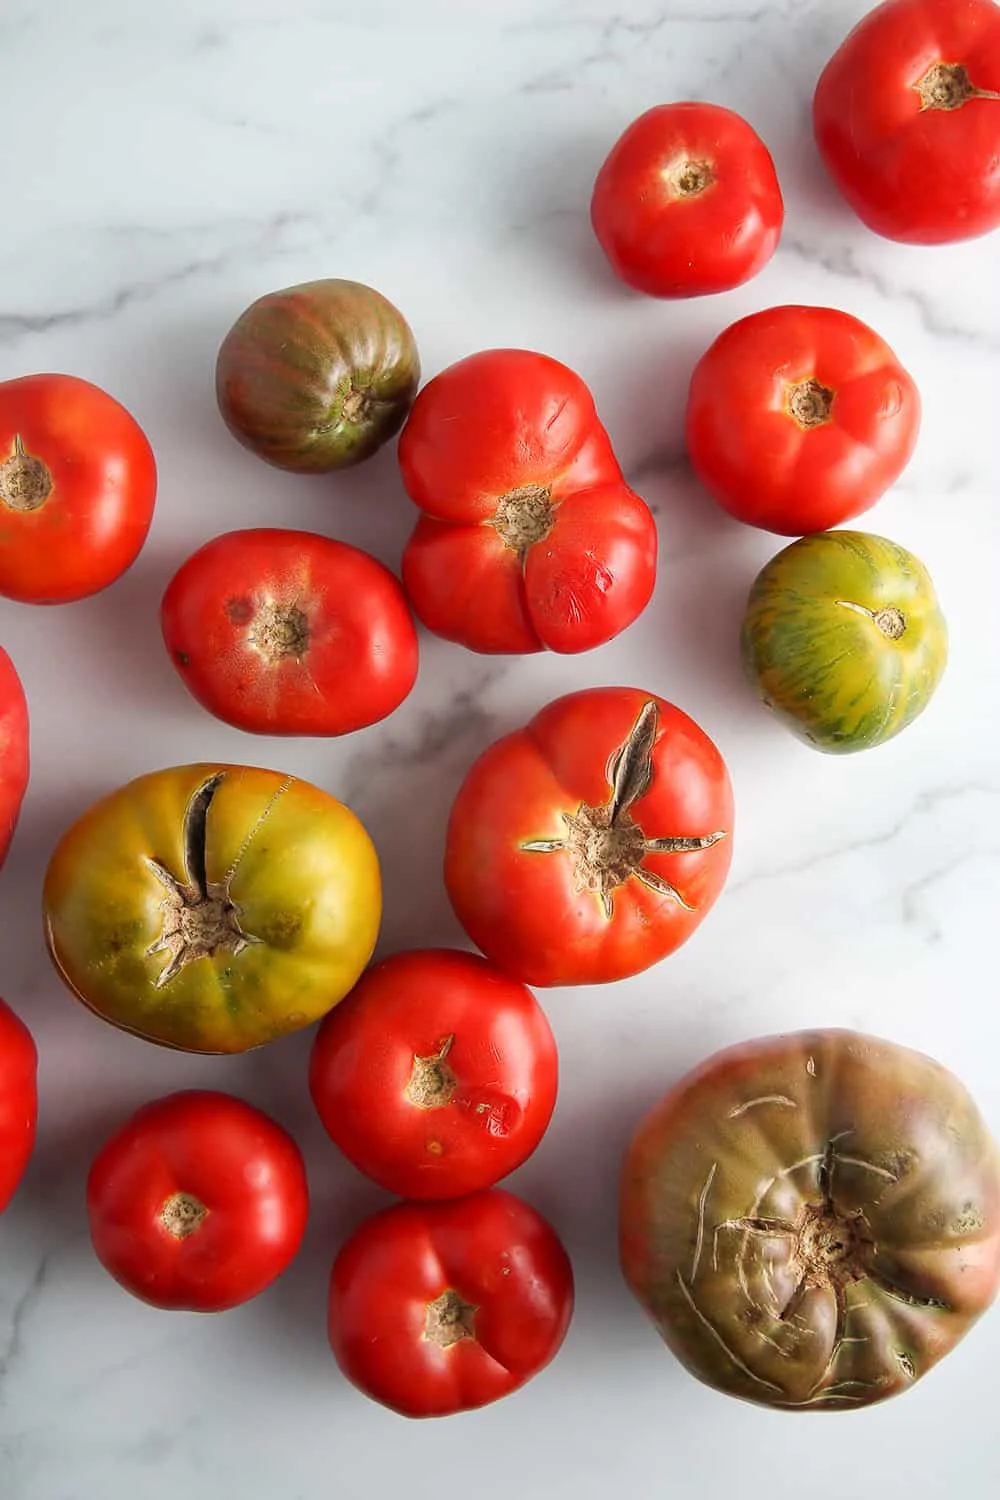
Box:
[685, 305, 920, 535]
[398, 349, 657, 655]
[444, 687, 734, 987]
[591, 102, 784, 297]
[161, 528, 419, 736]
[86, 1090, 309, 1312]
[328, 1188, 574, 1417]
[813, 0, 1000, 245]
[0, 374, 156, 603]
[0, 998, 38, 1215]
[309, 948, 558, 1199]
[0, 645, 29, 869]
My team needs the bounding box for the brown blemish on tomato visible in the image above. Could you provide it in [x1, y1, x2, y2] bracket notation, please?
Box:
[0, 434, 53, 512]
[226, 597, 254, 625]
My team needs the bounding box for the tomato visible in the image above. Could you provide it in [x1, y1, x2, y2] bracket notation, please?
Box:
[309, 948, 558, 1200]
[590, 101, 784, 298]
[0, 374, 157, 604]
[0, 645, 29, 870]
[42, 763, 381, 1053]
[620, 1029, 1000, 1410]
[444, 687, 733, 987]
[161, 528, 419, 737]
[813, 0, 1000, 245]
[87, 1090, 309, 1312]
[328, 1188, 574, 1417]
[398, 349, 657, 655]
[0, 998, 37, 1215]
[741, 530, 947, 754]
[685, 305, 920, 536]
[215, 279, 420, 473]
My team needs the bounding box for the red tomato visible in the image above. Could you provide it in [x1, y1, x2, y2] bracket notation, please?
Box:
[444, 687, 734, 987]
[685, 305, 920, 535]
[0, 998, 38, 1215]
[398, 349, 657, 655]
[161, 528, 419, 736]
[591, 101, 784, 297]
[0, 645, 29, 869]
[309, 948, 558, 1200]
[0, 374, 156, 603]
[813, 0, 1000, 245]
[86, 1090, 309, 1312]
[328, 1188, 574, 1417]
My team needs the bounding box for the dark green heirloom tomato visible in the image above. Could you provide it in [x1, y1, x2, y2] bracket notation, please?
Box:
[620, 1029, 1000, 1411]
[740, 530, 947, 753]
[43, 764, 382, 1054]
[215, 278, 420, 473]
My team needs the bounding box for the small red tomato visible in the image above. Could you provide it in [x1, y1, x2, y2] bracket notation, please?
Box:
[86, 1090, 309, 1312]
[0, 645, 29, 870]
[591, 101, 784, 297]
[0, 374, 156, 603]
[309, 948, 558, 1200]
[161, 528, 419, 736]
[813, 0, 1000, 245]
[0, 998, 38, 1215]
[398, 349, 657, 655]
[685, 305, 920, 535]
[328, 1188, 574, 1417]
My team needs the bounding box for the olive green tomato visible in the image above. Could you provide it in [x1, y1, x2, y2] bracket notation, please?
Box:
[42, 764, 382, 1054]
[740, 530, 947, 753]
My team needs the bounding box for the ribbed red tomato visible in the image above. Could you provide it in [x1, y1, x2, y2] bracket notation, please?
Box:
[0, 998, 38, 1215]
[0, 645, 29, 870]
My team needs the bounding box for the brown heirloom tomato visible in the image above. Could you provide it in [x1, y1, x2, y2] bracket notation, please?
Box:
[215, 279, 420, 473]
[444, 688, 733, 987]
[0, 645, 29, 870]
[43, 764, 381, 1054]
[620, 1030, 1000, 1410]
[0, 998, 37, 1215]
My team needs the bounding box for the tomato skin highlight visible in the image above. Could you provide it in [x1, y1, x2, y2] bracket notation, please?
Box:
[328, 1189, 574, 1417]
[0, 645, 29, 870]
[591, 101, 784, 297]
[86, 1090, 309, 1313]
[309, 948, 559, 1199]
[0, 998, 38, 1216]
[0, 374, 156, 603]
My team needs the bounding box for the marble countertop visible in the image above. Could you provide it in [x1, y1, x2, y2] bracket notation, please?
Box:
[1, 1, 998, 1496]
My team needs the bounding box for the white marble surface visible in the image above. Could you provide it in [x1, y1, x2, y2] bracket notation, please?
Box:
[0, 0, 998, 1495]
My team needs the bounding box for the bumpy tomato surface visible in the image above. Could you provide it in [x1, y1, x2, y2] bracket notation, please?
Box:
[445, 687, 733, 987]
[620, 1029, 1000, 1410]
[0, 645, 29, 870]
[328, 1188, 574, 1417]
[814, 0, 1000, 245]
[309, 948, 558, 1199]
[43, 764, 381, 1053]
[0, 374, 156, 603]
[685, 305, 920, 535]
[591, 101, 784, 297]
[0, 998, 37, 1215]
[398, 349, 657, 655]
[161, 528, 419, 736]
[87, 1090, 309, 1312]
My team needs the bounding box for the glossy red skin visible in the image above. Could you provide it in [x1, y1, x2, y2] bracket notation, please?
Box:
[86, 1090, 309, 1312]
[591, 102, 784, 297]
[0, 999, 38, 1215]
[445, 687, 734, 987]
[398, 349, 657, 655]
[0, 646, 29, 869]
[309, 948, 558, 1200]
[328, 1189, 574, 1417]
[161, 528, 419, 736]
[0, 374, 156, 603]
[813, 0, 1000, 245]
[685, 305, 921, 535]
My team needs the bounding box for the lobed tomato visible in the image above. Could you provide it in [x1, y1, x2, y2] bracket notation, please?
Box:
[161, 528, 419, 737]
[0, 374, 156, 604]
[87, 1090, 309, 1313]
[328, 1188, 574, 1417]
[591, 101, 784, 297]
[685, 305, 920, 535]
[0, 998, 38, 1216]
[0, 645, 29, 870]
[398, 349, 657, 655]
[309, 948, 558, 1200]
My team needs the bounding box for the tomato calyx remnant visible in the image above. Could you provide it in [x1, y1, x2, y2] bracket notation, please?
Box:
[490, 484, 555, 558]
[145, 773, 262, 987]
[248, 601, 310, 664]
[836, 599, 907, 640]
[0, 434, 53, 513]
[785, 379, 835, 430]
[341, 387, 372, 424]
[405, 1035, 458, 1109]
[423, 1287, 478, 1348]
[160, 1191, 209, 1240]
[664, 157, 715, 198]
[522, 700, 728, 919]
[914, 62, 1000, 112]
